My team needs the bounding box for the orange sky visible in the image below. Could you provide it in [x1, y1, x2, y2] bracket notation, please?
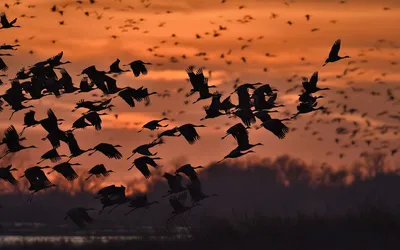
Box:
[0, 0, 399, 190]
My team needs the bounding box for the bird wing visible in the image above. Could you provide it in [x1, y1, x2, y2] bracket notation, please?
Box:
[309, 72, 318, 88]
[49, 51, 63, 63]
[262, 120, 289, 139]
[136, 162, 151, 179]
[96, 143, 122, 159]
[66, 132, 81, 154]
[0, 58, 8, 71]
[24, 110, 36, 125]
[118, 89, 136, 107]
[329, 39, 341, 58]
[109, 59, 120, 72]
[178, 124, 200, 144]
[85, 112, 102, 130]
[0, 13, 9, 26]
[4, 125, 20, 142]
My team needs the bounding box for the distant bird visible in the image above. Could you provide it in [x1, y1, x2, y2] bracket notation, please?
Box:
[107, 59, 129, 74]
[138, 118, 169, 132]
[47, 162, 80, 181]
[176, 124, 206, 144]
[85, 164, 114, 181]
[125, 194, 159, 216]
[323, 39, 350, 66]
[128, 156, 161, 179]
[64, 207, 95, 228]
[175, 164, 203, 181]
[0, 13, 20, 29]
[87, 143, 123, 159]
[123, 60, 152, 77]
[0, 125, 37, 159]
[217, 149, 255, 163]
[0, 165, 18, 186]
[127, 138, 164, 159]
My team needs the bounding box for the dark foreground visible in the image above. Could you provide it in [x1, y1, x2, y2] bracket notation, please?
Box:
[2, 205, 400, 250]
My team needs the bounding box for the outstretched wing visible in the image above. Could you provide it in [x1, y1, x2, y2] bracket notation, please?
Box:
[49, 51, 63, 63]
[329, 39, 341, 58]
[309, 71, 318, 88]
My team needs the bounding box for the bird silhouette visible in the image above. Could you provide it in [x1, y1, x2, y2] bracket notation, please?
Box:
[154, 127, 181, 141]
[87, 143, 123, 159]
[47, 162, 80, 182]
[107, 59, 129, 74]
[162, 173, 186, 197]
[323, 39, 350, 66]
[127, 138, 164, 159]
[0, 165, 18, 186]
[217, 149, 255, 163]
[0, 13, 20, 29]
[176, 124, 206, 144]
[129, 156, 161, 179]
[37, 148, 68, 164]
[86, 164, 114, 181]
[222, 123, 263, 150]
[66, 131, 91, 159]
[64, 207, 95, 228]
[302, 72, 330, 93]
[187, 180, 218, 205]
[175, 164, 203, 181]
[123, 60, 152, 77]
[19, 110, 40, 135]
[20, 166, 54, 202]
[0, 125, 37, 159]
[138, 118, 169, 132]
[124, 194, 159, 216]
[46, 51, 71, 67]
[166, 192, 199, 224]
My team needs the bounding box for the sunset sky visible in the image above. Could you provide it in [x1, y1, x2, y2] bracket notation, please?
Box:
[0, 0, 399, 192]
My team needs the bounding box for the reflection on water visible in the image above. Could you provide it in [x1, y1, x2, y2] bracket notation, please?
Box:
[0, 227, 190, 244]
[0, 235, 143, 245]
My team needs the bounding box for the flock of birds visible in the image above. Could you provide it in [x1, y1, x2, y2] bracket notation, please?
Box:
[0, 0, 398, 229]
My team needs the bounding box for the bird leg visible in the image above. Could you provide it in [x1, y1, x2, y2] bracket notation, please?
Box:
[126, 153, 135, 160]
[88, 150, 97, 156]
[9, 110, 18, 120]
[0, 151, 10, 160]
[124, 208, 138, 216]
[162, 191, 172, 198]
[19, 126, 27, 136]
[108, 204, 122, 214]
[37, 158, 45, 164]
[85, 174, 93, 181]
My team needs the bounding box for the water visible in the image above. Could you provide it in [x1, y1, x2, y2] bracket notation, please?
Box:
[0, 235, 144, 245]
